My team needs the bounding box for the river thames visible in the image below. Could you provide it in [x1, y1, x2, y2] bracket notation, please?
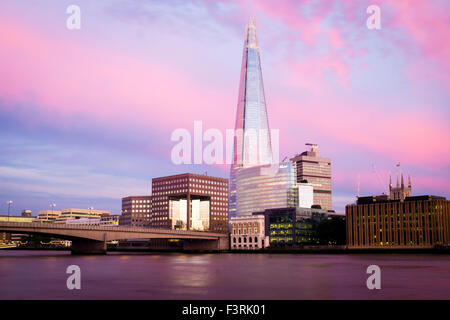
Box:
[0, 250, 449, 300]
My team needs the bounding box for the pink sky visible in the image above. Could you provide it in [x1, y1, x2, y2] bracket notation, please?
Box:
[0, 0, 449, 214]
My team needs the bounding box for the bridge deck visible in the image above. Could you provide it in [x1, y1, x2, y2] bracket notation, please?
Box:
[0, 221, 228, 241]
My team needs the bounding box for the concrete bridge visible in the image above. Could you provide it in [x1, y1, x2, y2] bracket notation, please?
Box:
[0, 221, 229, 254]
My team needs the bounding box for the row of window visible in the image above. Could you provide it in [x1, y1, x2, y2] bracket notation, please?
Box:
[232, 236, 260, 243]
[232, 228, 259, 234]
[130, 199, 151, 203]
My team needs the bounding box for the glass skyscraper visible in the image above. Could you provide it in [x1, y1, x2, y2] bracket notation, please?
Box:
[230, 18, 273, 217]
[235, 162, 298, 216]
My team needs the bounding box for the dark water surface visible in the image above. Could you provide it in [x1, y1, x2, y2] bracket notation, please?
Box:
[0, 250, 449, 299]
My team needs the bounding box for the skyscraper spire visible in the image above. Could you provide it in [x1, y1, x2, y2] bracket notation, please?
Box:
[229, 18, 273, 217]
[389, 175, 392, 190]
[232, 17, 272, 167]
[396, 175, 399, 188]
[401, 173, 404, 188]
[408, 174, 411, 188]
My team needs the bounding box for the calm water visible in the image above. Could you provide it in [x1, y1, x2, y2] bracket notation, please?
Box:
[0, 250, 449, 300]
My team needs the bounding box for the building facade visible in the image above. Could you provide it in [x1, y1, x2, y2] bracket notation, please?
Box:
[64, 215, 120, 226]
[346, 195, 450, 249]
[256, 207, 328, 247]
[120, 196, 152, 227]
[151, 173, 228, 233]
[290, 144, 332, 211]
[230, 18, 273, 218]
[54, 208, 109, 224]
[34, 210, 61, 223]
[235, 162, 298, 216]
[230, 215, 269, 250]
[101, 215, 120, 226]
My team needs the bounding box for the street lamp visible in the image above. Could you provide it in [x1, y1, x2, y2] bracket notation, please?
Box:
[50, 203, 56, 220]
[7, 200, 13, 222]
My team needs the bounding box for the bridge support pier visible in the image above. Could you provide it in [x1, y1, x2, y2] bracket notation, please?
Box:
[71, 239, 107, 255]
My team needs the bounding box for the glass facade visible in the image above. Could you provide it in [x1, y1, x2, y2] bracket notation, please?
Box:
[169, 199, 187, 230]
[235, 162, 297, 216]
[230, 18, 273, 217]
[258, 207, 328, 247]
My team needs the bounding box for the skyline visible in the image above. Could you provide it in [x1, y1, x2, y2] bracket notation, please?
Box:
[1, 0, 450, 215]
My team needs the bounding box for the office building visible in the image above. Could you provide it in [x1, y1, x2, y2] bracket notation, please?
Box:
[290, 143, 332, 211]
[34, 210, 61, 223]
[346, 195, 450, 249]
[230, 215, 269, 250]
[54, 208, 109, 224]
[63, 215, 119, 226]
[235, 162, 298, 216]
[120, 196, 152, 227]
[230, 18, 273, 217]
[151, 173, 228, 233]
[256, 207, 328, 247]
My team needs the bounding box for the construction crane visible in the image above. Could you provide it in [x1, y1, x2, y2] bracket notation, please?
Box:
[371, 164, 387, 194]
[356, 173, 360, 201]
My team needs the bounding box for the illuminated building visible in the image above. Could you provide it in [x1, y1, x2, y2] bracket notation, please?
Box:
[290, 144, 332, 211]
[120, 196, 152, 227]
[346, 195, 450, 249]
[256, 207, 328, 247]
[230, 18, 273, 217]
[151, 173, 228, 233]
[230, 215, 269, 250]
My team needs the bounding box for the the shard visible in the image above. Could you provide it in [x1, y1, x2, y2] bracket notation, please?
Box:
[229, 18, 273, 217]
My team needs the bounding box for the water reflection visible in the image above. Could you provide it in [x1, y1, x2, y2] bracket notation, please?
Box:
[0, 251, 449, 299]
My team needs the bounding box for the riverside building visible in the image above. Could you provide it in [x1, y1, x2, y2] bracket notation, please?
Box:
[230, 215, 269, 250]
[120, 195, 152, 227]
[346, 195, 450, 249]
[256, 207, 328, 247]
[151, 173, 228, 233]
[54, 208, 109, 224]
[34, 210, 61, 223]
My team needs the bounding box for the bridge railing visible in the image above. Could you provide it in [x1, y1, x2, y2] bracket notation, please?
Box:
[0, 221, 227, 237]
